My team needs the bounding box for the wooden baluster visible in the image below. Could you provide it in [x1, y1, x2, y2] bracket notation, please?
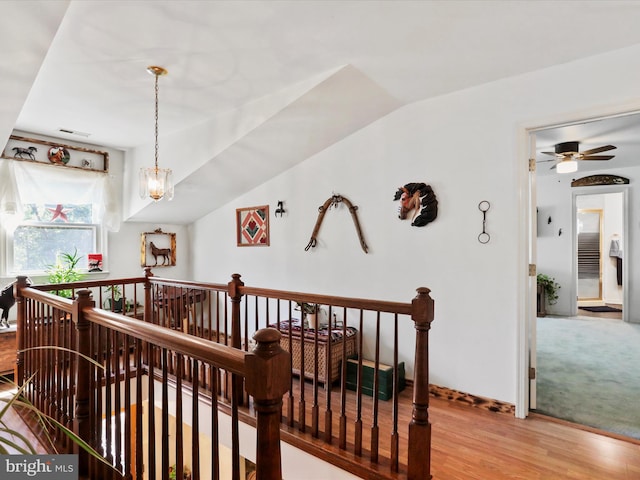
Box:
[408, 287, 435, 480]
[176, 353, 184, 480]
[245, 328, 291, 480]
[210, 366, 220, 480]
[228, 274, 244, 406]
[285, 301, 294, 428]
[391, 313, 400, 472]
[161, 348, 170, 480]
[354, 309, 364, 457]
[72, 289, 95, 477]
[123, 333, 132, 480]
[339, 305, 348, 450]
[370, 312, 380, 463]
[143, 268, 153, 368]
[114, 330, 123, 472]
[135, 339, 144, 480]
[147, 343, 156, 480]
[191, 358, 200, 480]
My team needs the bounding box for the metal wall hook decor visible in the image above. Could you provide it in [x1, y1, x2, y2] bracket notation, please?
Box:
[275, 200, 285, 217]
[305, 194, 369, 253]
[478, 200, 490, 244]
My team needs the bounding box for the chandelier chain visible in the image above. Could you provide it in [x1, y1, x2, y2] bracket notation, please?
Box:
[154, 72, 159, 171]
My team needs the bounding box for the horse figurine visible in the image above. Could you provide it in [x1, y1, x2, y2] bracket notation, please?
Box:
[0, 279, 32, 328]
[12, 146, 37, 160]
[149, 242, 171, 266]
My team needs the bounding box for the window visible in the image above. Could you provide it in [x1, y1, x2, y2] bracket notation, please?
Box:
[1, 159, 114, 277]
[11, 203, 99, 274]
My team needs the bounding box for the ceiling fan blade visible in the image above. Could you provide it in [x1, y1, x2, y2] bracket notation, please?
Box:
[580, 155, 615, 161]
[580, 145, 616, 155]
[549, 163, 557, 170]
[542, 151, 559, 156]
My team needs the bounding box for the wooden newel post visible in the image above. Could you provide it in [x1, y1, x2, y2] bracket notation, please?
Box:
[228, 274, 244, 350]
[143, 267, 154, 325]
[14, 276, 30, 385]
[408, 287, 434, 480]
[72, 289, 95, 476]
[245, 328, 291, 480]
[229, 274, 245, 404]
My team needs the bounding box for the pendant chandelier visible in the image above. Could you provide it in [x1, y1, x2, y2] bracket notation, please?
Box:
[139, 66, 174, 202]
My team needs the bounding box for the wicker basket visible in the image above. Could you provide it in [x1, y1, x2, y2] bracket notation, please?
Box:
[279, 332, 357, 384]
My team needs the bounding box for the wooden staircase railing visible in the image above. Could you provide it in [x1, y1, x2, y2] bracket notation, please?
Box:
[14, 271, 434, 480]
[15, 275, 290, 480]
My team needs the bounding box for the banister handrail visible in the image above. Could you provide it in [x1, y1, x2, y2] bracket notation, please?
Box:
[31, 276, 147, 292]
[148, 275, 228, 291]
[15, 272, 433, 480]
[20, 285, 246, 376]
[239, 286, 414, 315]
[83, 306, 246, 375]
[21, 287, 75, 312]
[149, 274, 414, 315]
[16, 282, 291, 480]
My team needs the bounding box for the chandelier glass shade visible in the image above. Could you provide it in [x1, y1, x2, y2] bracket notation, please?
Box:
[139, 166, 173, 201]
[139, 66, 173, 202]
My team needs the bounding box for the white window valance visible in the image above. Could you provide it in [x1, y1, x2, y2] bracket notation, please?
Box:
[1, 159, 120, 231]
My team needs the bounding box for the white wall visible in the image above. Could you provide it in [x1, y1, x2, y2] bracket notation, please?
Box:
[190, 43, 640, 406]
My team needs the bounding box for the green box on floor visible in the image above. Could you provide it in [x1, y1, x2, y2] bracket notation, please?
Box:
[345, 358, 405, 401]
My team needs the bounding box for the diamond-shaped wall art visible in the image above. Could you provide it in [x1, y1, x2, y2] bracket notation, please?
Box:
[236, 205, 270, 246]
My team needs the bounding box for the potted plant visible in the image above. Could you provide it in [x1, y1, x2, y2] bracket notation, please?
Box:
[536, 273, 560, 316]
[296, 302, 319, 330]
[46, 248, 85, 298]
[103, 285, 124, 312]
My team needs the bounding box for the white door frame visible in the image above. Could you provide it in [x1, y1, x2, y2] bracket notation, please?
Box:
[517, 107, 638, 418]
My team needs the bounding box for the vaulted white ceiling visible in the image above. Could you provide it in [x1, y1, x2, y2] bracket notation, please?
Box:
[4, 1, 640, 223]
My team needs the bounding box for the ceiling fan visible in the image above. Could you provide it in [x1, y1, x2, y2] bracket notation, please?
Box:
[541, 141, 616, 172]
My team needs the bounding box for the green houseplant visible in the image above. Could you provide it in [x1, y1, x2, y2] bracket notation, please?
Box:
[46, 248, 85, 298]
[537, 274, 560, 306]
[103, 285, 123, 312]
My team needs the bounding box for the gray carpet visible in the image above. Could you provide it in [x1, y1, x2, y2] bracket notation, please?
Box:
[535, 315, 640, 440]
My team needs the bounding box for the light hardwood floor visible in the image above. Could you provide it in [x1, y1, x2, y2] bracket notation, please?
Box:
[282, 377, 640, 479]
[4, 377, 639, 479]
[428, 396, 640, 479]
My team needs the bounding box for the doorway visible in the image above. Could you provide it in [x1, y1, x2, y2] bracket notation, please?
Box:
[575, 192, 624, 318]
[528, 113, 637, 438]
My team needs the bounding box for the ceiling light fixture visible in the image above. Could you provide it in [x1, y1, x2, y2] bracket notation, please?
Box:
[556, 158, 578, 174]
[139, 66, 173, 202]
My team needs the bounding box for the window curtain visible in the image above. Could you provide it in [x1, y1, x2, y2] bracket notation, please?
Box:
[10, 161, 121, 231]
[0, 159, 20, 231]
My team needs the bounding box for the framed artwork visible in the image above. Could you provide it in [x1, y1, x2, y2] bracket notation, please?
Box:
[236, 205, 270, 247]
[88, 253, 103, 272]
[141, 229, 176, 267]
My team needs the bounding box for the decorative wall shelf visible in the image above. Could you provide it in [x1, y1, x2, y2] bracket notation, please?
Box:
[1, 134, 109, 173]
